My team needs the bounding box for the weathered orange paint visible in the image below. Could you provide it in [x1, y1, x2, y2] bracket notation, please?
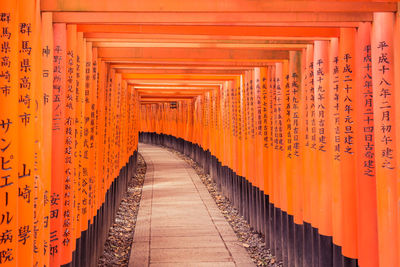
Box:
[41, 0, 397, 13]
[339, 27, 358, 260]
[372, 12, 398, 267]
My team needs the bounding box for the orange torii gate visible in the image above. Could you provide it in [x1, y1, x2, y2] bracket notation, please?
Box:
[1, 1, 400, 267]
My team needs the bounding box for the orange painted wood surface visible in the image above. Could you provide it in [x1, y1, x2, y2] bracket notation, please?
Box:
[41, 0, 397, 13]
[3, 2, 400, 267]
[0, 1, 19, 266]
[51, 23, 67, 267]
[372, 12, 398, 267]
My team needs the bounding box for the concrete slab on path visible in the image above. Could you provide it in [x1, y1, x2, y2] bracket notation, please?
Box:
[129, 143, 255, 267]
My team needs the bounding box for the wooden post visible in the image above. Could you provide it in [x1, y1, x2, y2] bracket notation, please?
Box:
[51, 23, 67, 267]
[339, 27, 358, 265]
[372, 12, 398, 267]
[0, 1, 18, 266]
[354, 22, 379, 267]
[41, 12, 53, 267]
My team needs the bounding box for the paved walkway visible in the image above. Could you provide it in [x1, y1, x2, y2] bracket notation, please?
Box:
[129, 143, 255, 267]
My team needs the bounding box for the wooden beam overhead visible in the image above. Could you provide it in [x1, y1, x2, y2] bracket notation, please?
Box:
[42, 1, 398, 108]
[134, 86, 218, 90]
[88, 38, 314, 45]
[111, 65, 256, 70]
[139, 102, 182, 104]
[137, 89, 211, 93]
[98, 47, 289, 60]
[93, 42, 306, 50]
[116, 69, 246, 75]
[41, 0, 397, 12]
[138, 94, 211, 98]
[128, 80, 226, 86]
[107, 61, 279, 67]
[84, 33, 332, 41]
[140, 97, 195, 101]
[52, 12, 373, 24]
[122, 73, 239, 81]
[140, 92, 202, 96]
[78, 25, 340, 38]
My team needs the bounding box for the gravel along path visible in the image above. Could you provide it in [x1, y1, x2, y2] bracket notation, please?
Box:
[165, 147, 282, 267]
[98, 154, 147, 267]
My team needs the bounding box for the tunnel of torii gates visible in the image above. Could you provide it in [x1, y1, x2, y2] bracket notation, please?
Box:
[2, 0, 400, 267]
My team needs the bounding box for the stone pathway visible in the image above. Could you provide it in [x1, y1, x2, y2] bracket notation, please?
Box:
[129, 143, 255, 267]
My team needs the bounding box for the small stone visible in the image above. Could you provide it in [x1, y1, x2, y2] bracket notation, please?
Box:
[98, 154, 146, 267]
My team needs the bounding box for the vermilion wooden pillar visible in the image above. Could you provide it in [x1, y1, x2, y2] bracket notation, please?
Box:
[0, 1, 18, 266]
[91, 47, 99, 236]
[328, 37, 343, 267]
[354, 22, 379, 267]
[248, 69, 257, 226]
[242, 71, 249, 195]
[204, 91, 211, 157]
[51, 23, 67, 267]
[33, 1, 44, 266]
[241, 72, 249, 222]
[261, 66, 273, 252]
[308, 42, 320, 265]
[313, 40, 333, 267]
[74, 32, 85, 262]
[254, 67, 264, 233]
[288, 58, 298, 267]
[227, 81, 234, 173]
[275, 62, 284, 263]
[237, 76, 244, 179]
[372, 12, 398, 267]
[234, 78, 241, 178]
[269, 65, 278, 258]
[41, 12, 53, 267]
[281, 60, 291, 267]
[395, 13, 400, 267]
[295, 50, 305, 267]
[80, 37, 90, 267]
[17, 0, 37, 265]
[260, 67, 268, 192]
[339, 27, 358, 266]
[87, 42, 96, 228]
[62, 24, 77, 266]
[302, 44, 315, 267]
